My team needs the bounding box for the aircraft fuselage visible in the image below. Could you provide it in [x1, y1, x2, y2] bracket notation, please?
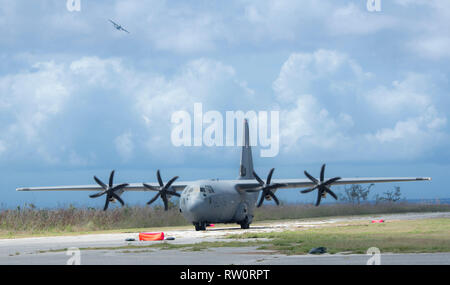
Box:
[179, 180, 258, 227]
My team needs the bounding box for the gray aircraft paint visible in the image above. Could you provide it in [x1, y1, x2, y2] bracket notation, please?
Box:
[179, 179, 258, 224]
[239, 119, 254, 180]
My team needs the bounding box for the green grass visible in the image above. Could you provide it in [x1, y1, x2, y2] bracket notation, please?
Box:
[1, 202, 449, 238]
[253, 202, 450, 221]
[228, 218, 450, 255]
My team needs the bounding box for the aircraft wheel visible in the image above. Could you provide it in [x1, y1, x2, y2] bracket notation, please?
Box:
[239, 217, 250, 229]
[194, 222, 207, 231]
[240, 223, 250, 229]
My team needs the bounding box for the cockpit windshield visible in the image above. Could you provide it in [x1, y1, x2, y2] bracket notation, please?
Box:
[200, 185, 214, 194]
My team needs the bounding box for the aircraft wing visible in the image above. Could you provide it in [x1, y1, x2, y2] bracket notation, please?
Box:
[17, 177, 431, 193]
[235, 177, 431, 191]
[16, 181, 193, 193]
[108, 19, 118, 26]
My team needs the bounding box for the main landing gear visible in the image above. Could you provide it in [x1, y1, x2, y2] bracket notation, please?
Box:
[194, 218, 252, 231]
[238, 216, 250, 229]
[194, 222, 207, 231]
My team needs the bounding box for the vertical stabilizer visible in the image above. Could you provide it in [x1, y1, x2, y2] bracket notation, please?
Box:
[239, 119, 254, 179]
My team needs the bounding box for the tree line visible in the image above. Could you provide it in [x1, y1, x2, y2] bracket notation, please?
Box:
[338, 184, 403, 205]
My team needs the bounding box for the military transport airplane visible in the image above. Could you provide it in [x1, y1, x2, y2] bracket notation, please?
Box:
[17, 120, 431, 231]
[108, 19, 130, 33]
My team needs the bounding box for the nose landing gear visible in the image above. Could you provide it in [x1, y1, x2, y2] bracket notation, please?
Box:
[238, 216, 250, 229]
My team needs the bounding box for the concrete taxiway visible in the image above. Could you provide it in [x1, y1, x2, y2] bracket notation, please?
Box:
[1, 212, 449, 265]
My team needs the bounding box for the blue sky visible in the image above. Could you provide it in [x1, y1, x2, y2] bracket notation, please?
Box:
[0, 0, 449, 208]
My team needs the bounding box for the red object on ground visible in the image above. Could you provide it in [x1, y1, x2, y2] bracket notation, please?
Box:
[371, 219, 385, 223]
[207, 224, 215, 227]
[139, 232, 165, 241]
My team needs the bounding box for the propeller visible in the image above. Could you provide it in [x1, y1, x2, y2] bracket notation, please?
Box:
[90, 170, 129, 211]
[252, 168, 287, 207]
[143, 170, 180, 211]
[301, 164, 341, 206]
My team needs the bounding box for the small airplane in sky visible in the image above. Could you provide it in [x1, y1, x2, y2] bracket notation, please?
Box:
[108, 19, 129, 34]
[17, 120, 431, 231]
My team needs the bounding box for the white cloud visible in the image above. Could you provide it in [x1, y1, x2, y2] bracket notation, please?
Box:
[114, 132, 134, 161]
[280, 94, 353, 152]
[408, 37, 450, 60]
[242, 0, 331, 41]
[0, 55, 254, 164]
[394, 0, 438, 7]
[273, 50, 342, 102]
[326, 3, 397, 36]
[364, 106, 447, 159]
[392, 0, 450, 59]
[130, 58, 259, 160]
[113, 0, 232, 53]
[133, 58, 239, 128]
[273, 49, 367, 103]
[273, 50, 447, 162]
[363, 73, 431, 115]
[70, 57, 124, 86]
[0, 47, 448, 165]
[0, 61, 71, 143]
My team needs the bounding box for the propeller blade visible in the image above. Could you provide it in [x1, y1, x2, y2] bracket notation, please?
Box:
[267, 168, 275, 185]
[111, 192, 125, 206]
[254, 169, 284, 207]
[161, 194, 169, 211]
[268, 191, 280, 205]
[143, 183, 159, 191]
[315, 191, 322, 206]
[111, 183, 129, 192]
[146, 170, 181, 210]
[147, 192, 161, 205]
[253, 171, 264, 186]
[301, 186, 317, 194]
[156, 170, 164, 187]
[109, 170, 115, 188]
[91, 171, 127, 210]
[166, 191, 181, 197]
[320, 164, 325, 183]
[324, 176, 341, 186]
[304, 170, 318, 184]
[89, 191, 106, 198]
[303, 164, 339, 206]
[94, 176, 107, 190]
[257, 193, 265, 207]
[325, 187, 338, 200]
[164, 176, 179, 190]
[103, 197, 110, 211]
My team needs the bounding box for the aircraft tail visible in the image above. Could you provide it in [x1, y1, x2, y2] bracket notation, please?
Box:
[239, 119, 254, 180]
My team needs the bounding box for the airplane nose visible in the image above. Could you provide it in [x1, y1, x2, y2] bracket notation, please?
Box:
[182, 194, 208, 221]
[187, 196, 205, 212]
